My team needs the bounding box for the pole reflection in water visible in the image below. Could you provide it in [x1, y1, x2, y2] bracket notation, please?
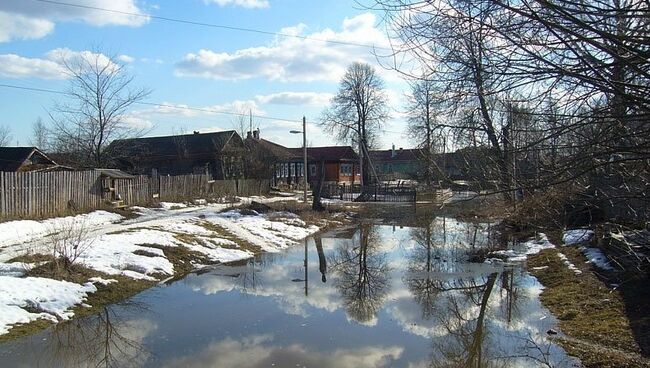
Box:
[314, 235, 327, 283]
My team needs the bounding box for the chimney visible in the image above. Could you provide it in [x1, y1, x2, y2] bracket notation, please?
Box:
[253, 128, 260, 140]
[246, 131, 252, 139]
[391, 144, 396, 158]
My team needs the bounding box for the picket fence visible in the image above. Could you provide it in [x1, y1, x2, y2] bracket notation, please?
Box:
[0, 170, 270, 219]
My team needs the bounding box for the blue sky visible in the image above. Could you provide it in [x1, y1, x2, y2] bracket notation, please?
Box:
[0, 0, 411, 149]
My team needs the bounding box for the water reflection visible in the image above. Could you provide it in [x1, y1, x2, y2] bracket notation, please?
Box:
[329, 223, 391, 324]
[0, 218, 578, 368]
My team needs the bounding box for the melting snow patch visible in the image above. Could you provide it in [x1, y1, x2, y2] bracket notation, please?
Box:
[563, 229, 594, 245]
[489, 233, 555, 262]
[581, 247, 614, 271]
[159, 202, 188, 210]
[88, 277, 118, 285]
[0, 262, 33, 277]
[557, 253, 582, 275]
[0, 211, 123, 249]
[0, 276, 96, 334]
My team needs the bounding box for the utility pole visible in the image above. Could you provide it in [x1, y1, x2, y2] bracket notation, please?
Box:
[303, 116, 308, 203]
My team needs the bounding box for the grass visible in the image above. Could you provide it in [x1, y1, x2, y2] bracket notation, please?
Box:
[528, 247, 650, 368]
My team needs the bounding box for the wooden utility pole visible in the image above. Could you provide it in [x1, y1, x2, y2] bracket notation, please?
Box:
[302, 116, 308, 203]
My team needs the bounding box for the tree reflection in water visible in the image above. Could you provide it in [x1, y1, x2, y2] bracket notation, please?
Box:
[405, 218, 555, 368]
[329, 223, 391, 324]
[31, 302, 153, 368]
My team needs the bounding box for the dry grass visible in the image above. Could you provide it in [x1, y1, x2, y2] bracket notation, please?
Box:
[528, 247, 650, 367]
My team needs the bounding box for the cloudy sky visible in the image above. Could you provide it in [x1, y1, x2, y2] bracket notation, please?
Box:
[0, 0, 413, 150]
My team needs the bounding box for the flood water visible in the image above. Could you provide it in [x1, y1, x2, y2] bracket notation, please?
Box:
[0, 217, 579, 367]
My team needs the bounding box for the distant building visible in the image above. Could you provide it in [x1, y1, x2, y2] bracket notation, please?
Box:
[370, 146, 425, 181]
[244, 129, 305, 187]
[289, 146, 361, 186]
[108, 131, 246, 180]
[0, 147, 70, 172]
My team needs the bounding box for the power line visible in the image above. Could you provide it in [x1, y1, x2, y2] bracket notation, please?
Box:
[32, 0, 391, 51]
[0, 82, 408, 134]
[0, 83, 299, 123]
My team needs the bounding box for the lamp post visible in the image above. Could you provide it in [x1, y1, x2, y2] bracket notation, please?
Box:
[290, 116, 308, 203]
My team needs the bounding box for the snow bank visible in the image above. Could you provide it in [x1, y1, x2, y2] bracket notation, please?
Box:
[488, 233, 555, 263]
[0, 276, 96, 334]
[159, 202, 188, 210]
[0, 211, 123, 248]
[563, 229, 594, 245]
[581, 247, 614, 271]
[204, 210, 320, 252]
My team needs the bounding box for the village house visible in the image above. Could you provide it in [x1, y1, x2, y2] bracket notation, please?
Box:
[243, 129, 305, 187]
[289, 146, 361, 187]
[108, 130, 246, 180]
[369, 146, 425, 181]
[0, 147, 70, 172]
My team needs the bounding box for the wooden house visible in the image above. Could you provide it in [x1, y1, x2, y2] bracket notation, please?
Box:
[109, 131, 246, 180]
[288, 146, 361, 186]
[0, 147, 70, 172]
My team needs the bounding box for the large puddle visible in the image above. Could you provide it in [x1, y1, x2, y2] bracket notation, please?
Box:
[0, 218, 579, 367]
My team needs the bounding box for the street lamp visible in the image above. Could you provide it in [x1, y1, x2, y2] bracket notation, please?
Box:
[290, 116, 308, 203]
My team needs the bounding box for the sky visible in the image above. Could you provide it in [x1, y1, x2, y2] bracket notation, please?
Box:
[0, 0, 415, 150]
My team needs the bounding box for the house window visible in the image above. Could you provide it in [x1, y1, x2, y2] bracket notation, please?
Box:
[297, 163, 303, 177]
[310, 164, 317, 176]
[340, 163, 352, 176]
[283, 163, 288, 177]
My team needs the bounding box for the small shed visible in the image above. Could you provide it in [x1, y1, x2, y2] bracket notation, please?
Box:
[95, 169, 135, 209]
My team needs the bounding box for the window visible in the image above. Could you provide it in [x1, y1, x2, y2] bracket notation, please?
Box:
[297, 163, 303, 177]
[340, 163, 352, 176]
[310, 164, 317, 176]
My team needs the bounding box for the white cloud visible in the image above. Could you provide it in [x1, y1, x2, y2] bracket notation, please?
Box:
[0, 54, 65, 79]
[175, 13, 392, 82]
[204, 0, 269, 9]
[255, 92, 333, 106]
[0, 48, 119, 80]
[0, 0, 148, 42]
[118, 54, 135, 63]
[0, 11, 54, 42]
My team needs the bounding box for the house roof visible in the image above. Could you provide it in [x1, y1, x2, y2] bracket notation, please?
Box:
[288, 146, 359, 162]
[94, 168, 135, 179]
[245, 138, 302, 161]
[109, 131, 243, 161]
[369, 148, 425, 162]
[0, 147, 59, 172]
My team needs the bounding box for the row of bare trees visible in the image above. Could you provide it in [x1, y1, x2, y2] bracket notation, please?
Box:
[367, 0, 649, 221]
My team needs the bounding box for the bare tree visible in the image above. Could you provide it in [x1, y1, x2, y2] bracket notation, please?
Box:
[321, 62, 390, 184]
[0, 125, 12, 147]
[29, 117, 50, 149]
[50, 50, 151, 167]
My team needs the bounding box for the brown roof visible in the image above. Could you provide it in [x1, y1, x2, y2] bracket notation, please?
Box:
[108, 131, 243, 160]
[245, 138, 302, 161]
[288, 146, 359, 162]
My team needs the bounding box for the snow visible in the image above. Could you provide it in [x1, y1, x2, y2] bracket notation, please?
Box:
[489, 233, 555, 262]
[581, 247, 615, 271]
[0, 276, 96, 334]
[159, 202, 189, 210]
[563, 229, 594, 245]
[0, 197, 326, 337]
[204, 210, 320, 252]
[88, 277, 118, 285]
[557, 253, 582, 275]
[0, 211, 123, 250]
[0, 262, 33, 277]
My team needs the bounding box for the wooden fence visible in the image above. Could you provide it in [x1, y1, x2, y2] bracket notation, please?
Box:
[0, 170, 271, 220]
